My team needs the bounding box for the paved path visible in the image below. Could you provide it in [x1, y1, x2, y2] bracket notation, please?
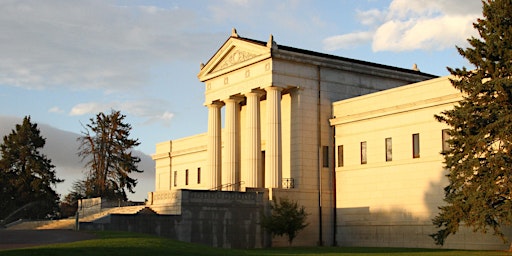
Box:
[0, 229, 96, 250]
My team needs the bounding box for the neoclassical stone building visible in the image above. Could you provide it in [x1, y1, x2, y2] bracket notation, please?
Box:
[147, 30, 510, 250]
[149, 29, 436, 247]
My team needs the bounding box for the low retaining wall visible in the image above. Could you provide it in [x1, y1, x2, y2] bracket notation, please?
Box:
[81, 189, 269, 248]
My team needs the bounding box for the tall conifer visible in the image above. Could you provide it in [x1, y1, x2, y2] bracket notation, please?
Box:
[0, 116, 62, 221]
[432, 0, 512, 245]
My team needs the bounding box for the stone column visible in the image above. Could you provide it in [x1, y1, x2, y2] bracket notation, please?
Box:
[207, 102, 223, 190]
[265, 86, 282, 189]
[245, 90, 263, 188]
[223, 96, 243, 191]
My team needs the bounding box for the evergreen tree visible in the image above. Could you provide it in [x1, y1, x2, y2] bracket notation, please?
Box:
[77, 109, 142, 201]
[0, 116, 62, 221]
[261, 197, 308, 246]
[432, 0, 512, 245]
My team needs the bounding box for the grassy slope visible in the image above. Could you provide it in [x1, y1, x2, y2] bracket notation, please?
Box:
[0, 232, 511, 256]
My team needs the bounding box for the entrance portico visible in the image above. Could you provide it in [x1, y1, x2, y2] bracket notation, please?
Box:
[199, 30, 286, 191]
[205, 86, 283, 191]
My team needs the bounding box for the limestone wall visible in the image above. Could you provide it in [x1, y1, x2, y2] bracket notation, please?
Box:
[329, 77, 512, 250]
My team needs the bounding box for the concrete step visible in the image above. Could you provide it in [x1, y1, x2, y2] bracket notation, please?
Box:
[36, 219, 75, 230]
[80, 205, 146, 222]
[6, 205, 147, 230]
[5, 220, 53, 230]
[136, 207, 158, 215]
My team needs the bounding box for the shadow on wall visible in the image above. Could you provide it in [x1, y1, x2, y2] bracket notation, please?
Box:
[336, 170, 512, 250]
[423, 169, 512, 250]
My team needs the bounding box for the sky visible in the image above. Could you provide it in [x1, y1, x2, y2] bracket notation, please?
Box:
[0, 0, 483, 201]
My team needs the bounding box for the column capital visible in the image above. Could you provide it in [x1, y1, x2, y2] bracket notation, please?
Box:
[264, 86, 284, 93]
[223, 95, 245, 103]
[244, 89, 265, 97]
[207, 101, 224, 108]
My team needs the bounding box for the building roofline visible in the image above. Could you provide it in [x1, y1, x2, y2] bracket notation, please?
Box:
[199, 32, 438, 82]
[235, 36, 438, 78]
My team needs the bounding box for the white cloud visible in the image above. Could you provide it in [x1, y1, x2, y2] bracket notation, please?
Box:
[0, 0, 223, 91]
[323, 0, 482, 52]
[48, 106, 64, 114]
[373, 15, 477, 52]
[323, 31, 373, 51]
[69, 99, 175, 126]
[69, 102, 107, 116]
[357, 9, 385, 26]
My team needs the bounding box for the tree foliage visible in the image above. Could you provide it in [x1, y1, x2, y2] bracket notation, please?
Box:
[261, 197, 308, 246]
[431, 0, 512, 245]
[77, 110, 142, 201]
[0, 116, 62, 221]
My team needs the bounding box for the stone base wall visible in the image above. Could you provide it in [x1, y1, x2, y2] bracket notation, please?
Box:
[81, 189, 269, 249]
[337, 224, 512, 250]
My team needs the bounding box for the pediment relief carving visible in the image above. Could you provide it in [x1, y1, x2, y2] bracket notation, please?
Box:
[212, 49, 258, 72]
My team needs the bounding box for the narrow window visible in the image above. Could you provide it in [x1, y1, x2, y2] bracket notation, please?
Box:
[385, 137, 392, 162]
[197, 168, 201, 184]
[173, 171, 177, 187]
[337, 145, 344, 167]
[442, 129, 450, 153]
[322, 146, 329, 167]
[413, 133, 420, 158]
[185, 169, 189, 185]
[361, 141, 367, 164]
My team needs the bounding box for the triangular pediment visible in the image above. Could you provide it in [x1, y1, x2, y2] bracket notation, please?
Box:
[198, 36, 271, 81]
[212, 48, 258, 72]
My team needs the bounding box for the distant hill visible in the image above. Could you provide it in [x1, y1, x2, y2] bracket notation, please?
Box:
[0, 115, 155, 202]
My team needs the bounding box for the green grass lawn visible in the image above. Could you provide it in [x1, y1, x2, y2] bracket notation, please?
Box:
[1, 231, 511, 256]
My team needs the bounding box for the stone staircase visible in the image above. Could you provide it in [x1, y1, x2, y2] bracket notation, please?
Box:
[4, 220, 54, 230]
[5, 205, 147, 230]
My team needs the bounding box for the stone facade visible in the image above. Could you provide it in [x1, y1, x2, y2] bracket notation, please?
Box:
[150, 31, 436, 247]
[330, 76, 511, 250]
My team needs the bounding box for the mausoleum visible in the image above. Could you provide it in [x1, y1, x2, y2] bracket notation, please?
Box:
[145, 30, 511, 250]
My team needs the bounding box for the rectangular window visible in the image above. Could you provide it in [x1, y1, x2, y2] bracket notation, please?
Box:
[337, 145, 344, 167]
[385, 137, 392, 162]
[442, 129, 450, 153]
[185, 169, 189, 186]
[322, 146, 329, 167]
[197, 168, 201, 184]
[413, 133, 420, 158]
[173, 171, 177, 187]
[360, 141, 367, 164]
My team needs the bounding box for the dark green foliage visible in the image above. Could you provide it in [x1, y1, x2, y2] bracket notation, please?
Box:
[261, 197, 308, 246]
[0, 116, 62, 221]
[77, 110, 142, 201]
[432, 0, 512, 245]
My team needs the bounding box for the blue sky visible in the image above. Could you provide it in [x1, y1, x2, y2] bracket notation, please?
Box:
[0, 0, 484, 201]
[0, 0, 483, 155]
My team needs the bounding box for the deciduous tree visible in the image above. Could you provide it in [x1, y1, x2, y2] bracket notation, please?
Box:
[0, 116, 62, 221]
[77, 110, 142, 201]
[261, 197, 308, 246]
[432, 0, 512, 246]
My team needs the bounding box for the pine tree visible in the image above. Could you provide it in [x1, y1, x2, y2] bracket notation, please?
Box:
[432, 0, 512, 245]
[77, 109, 142, 201]
[0, 116, 62, 221]
[261, 197, 308, 246]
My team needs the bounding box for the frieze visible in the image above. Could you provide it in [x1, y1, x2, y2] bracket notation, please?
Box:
[215, 50, 257, 72]
[153, 191, 179, 202]
[188, 191, 261, 202]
